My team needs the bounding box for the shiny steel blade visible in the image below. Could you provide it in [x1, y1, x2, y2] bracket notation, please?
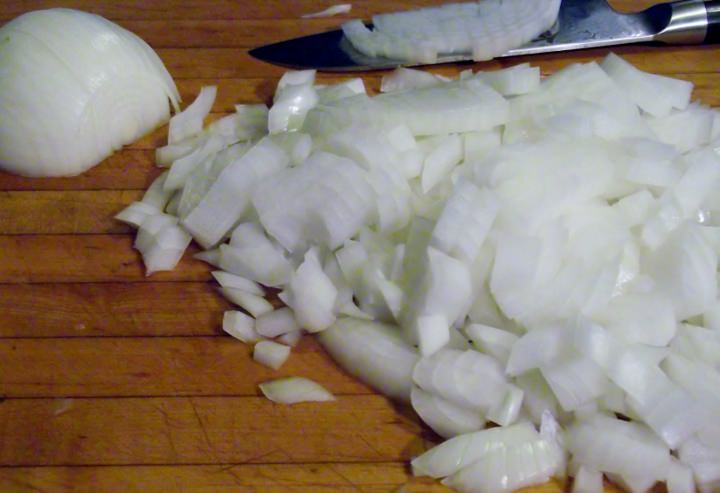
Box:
[248, 0, 673, 71]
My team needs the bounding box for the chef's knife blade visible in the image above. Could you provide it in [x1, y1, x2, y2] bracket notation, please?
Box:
[249, 0, 720, 71]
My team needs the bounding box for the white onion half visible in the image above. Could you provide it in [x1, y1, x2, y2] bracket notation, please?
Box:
[0, 8, 179, 176]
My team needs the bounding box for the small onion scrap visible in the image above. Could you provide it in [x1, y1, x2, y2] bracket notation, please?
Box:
[259, 377, 335, 404]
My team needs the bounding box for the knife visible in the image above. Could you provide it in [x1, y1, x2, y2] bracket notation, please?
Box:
[249, 0, 720, 71]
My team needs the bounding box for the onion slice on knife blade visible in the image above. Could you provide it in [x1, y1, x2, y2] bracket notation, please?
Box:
[342, 0, 561, 63]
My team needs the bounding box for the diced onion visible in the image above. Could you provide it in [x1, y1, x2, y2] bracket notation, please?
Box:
[223, 311, 261, 343]
[121, 53, 720, 493]
[318, 317, 418, 402]
[411, 422, 540, 478]
[253, 340, 291, 370]
[212, 271, 264, 296]
[259, 377, 335, 404]
[255, 307, 300, 338]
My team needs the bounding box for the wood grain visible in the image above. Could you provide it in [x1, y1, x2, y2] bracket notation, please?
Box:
[0, 190, 140, 234]
[0, 282, 228, 337]
[1, 0, 718, 491]
[0, 235, 211, 283]
[0, 336, 372, 397]
[0, 396, 430, 466]
[0, 150, 162, 191]
[0, 463, 461, 493]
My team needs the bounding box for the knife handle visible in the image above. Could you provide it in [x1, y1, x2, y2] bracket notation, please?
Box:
[705, 1, 720, 42]
[655, 0, 720, 44]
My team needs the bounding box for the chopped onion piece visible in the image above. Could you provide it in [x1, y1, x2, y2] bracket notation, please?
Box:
[259, 377, 335, 404]
[252, 151, 375, 252]
[605, 473, 657, 493]
[601, 53, 693, 118]
[506, 326, 566, 376]
[678, 436, 720, 493]
[644, 222, 718, 321]
[182, 137, 290, 248]
[416, 314, 450, 357]
[667, 458, 696, 493]
[269, 70, 318, 134]
[253, 340, 291, 370]
[318, 317, 418, 402]
[219, 288, 274, 318]
[412, 422, 539, 478]
[277, 330, 304, 347]
[411, 385, 486, 438]
[133, 213, 191, 275]
[381, 68, 448, 93]
[193, 248, 221, 267]
[211, 271, 264, 296]
[168, 86, 217, 144]
[374, 79, 509, 136]
[647, 103, 714, 153]
[156, 137, 200, 167]
[541, 353, 609, 412]
[219, 243, 293, 288]
[141, 171, 174, 210]
[115, 201, 159, 228]
[474, 64, 541, 96]
[413, 349, 508, 411]
[567, 414, 671, 481]
[283, 248, 338, 333]
[591, 293, 676, 346]
[208, 104, 269, 142]
[255, 307, 300, 338]
[223, 311, 260, 343]
[486, 384, 524, 427]
[316, 78, 366, 104]
[572, 467, 604, 493]
[442, 436, 563, 493]
[430, 181, 499, 264]
[133, 213, 178, 253]
[164, 134, 227, 191]
[422, 134, 463, 193]
[466, 323, 518, 366]
[463, 129, 501, 163]
[404, 247, 473, 346]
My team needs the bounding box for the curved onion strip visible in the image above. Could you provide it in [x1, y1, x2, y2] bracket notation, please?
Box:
[259, 377, 335, 404]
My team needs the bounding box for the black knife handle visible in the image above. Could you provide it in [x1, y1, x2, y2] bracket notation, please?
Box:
[706, 1, 720, 43]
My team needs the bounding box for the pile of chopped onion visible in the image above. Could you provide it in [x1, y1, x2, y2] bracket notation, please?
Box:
[342, 0, 561, 63]
[117, 53, 720, 493]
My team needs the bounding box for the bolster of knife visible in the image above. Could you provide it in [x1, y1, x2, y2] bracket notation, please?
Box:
[705, 0, 720, 42]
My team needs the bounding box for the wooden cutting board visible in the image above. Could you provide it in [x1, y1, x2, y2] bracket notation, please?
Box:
[0, 1, 717, 491]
